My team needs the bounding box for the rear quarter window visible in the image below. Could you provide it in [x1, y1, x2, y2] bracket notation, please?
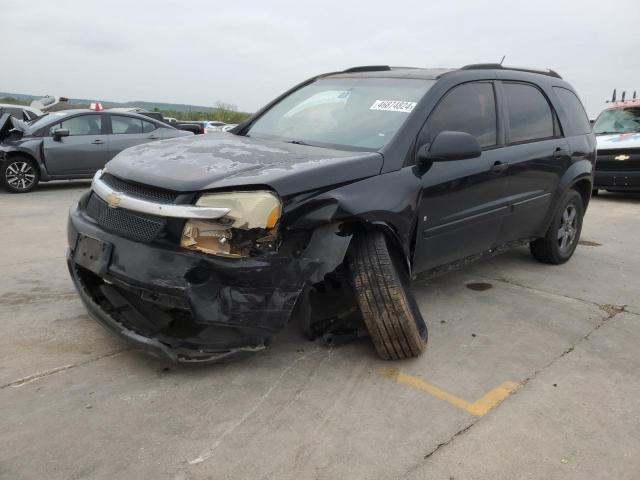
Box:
[142, 120, 157, 133]
[553, 87, 592, 135]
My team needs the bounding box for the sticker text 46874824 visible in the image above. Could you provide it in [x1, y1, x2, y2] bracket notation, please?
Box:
[370, 100, 417, 113]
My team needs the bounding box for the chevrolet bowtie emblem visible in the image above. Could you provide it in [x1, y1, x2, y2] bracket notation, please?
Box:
[614, 154, 630, 161]
[105, 193, 121, 207]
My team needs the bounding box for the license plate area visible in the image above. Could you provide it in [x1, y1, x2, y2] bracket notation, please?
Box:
[74, 234, 112, 276]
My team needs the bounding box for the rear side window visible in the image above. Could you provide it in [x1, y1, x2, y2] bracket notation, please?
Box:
[50, 115, 102, 136]
[553, 87, 591, 135]
[112, 115, 143, 134]
[504, 83, 554, 143]
[424, 82, 497, 148]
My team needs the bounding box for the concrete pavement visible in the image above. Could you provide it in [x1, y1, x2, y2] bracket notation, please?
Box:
[1, 183, 638, 479]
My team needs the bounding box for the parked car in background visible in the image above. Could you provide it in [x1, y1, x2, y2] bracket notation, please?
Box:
[180, 120, 209, 134]
[592, 93, 640, 193]
[205, 121, 226, 133]
[0, 103, 44, 122]
[29, 95, 69, 112]
[0, 109, 192, 192]
[66, 64, 595, 364]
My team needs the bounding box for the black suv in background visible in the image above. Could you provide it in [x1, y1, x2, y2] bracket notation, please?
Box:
[67, 64, 596, 364]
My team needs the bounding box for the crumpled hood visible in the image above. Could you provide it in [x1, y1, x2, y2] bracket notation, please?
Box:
[0, 114, 29, 143]
[104, 132, 383, 197]
[597, 132, 640, 151]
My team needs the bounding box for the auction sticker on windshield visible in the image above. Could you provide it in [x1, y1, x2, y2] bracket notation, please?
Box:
[370, 100, 417, 113]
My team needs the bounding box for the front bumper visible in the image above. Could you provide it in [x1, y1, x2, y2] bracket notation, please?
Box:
[594, 170, 640, 190]
[67, 201, 311, 364]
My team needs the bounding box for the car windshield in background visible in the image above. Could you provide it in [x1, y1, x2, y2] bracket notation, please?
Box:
[247, 77, 435, 150]
[26, 112, 66, 131]
[593, 107, 640, 134]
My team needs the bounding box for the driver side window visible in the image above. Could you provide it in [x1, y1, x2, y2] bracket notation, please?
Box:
[423, 82, 498, 149]
[49, 115, 102, 136]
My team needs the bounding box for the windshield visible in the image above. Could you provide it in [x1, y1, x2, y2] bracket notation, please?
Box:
[593, 107, 640, 134]
[247, 77, 435, 150]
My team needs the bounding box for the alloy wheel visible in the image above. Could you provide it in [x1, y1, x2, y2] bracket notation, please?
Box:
[557, 204, 578, 252]
[5, 161, 36, 191]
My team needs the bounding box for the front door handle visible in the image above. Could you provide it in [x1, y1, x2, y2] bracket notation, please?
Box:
[554, 148, 570, 160]
[92, 139, 105, 145]
[147, 135, 159, 139]
[491, 161, 509, 174]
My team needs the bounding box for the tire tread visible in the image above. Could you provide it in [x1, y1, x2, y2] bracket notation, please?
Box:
[348, 231, 427, 360]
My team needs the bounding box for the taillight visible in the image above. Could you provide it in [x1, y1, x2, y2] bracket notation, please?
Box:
[200, 125, 205, 134]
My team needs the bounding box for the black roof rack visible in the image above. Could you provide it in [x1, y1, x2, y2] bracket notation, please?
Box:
[342, 65, 391, 73]
[460, 63, 562, 79]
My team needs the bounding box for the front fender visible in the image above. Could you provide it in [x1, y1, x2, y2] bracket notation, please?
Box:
[0, 140, 49, 180]
[281, 168, 421, 281]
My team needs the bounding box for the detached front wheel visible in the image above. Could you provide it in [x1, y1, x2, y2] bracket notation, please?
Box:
[347, 231, 427, 360]
[1, 156, 39, 193]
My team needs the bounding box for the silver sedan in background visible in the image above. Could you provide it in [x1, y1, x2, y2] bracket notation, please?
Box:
[0, 109, 192, 192]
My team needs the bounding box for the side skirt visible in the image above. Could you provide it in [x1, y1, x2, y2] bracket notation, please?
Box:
[412, 238, 534, 282]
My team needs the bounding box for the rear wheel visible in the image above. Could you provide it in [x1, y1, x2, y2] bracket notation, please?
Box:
[530, 189, 584, 264]
[347, 231, 427, 360]
[1, 156, 39, 193]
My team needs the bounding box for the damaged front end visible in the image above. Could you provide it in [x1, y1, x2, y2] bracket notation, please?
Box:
[0, 113, 26, 143]
[67, 171, 353, 364]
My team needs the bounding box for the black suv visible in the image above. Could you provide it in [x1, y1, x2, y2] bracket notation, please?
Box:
[67, 64, 596, 364]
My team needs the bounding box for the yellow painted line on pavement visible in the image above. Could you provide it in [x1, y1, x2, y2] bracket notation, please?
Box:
[378, 367, 520, 417]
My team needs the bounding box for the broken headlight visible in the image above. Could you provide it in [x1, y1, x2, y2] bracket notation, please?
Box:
[180, 191, 281, 257]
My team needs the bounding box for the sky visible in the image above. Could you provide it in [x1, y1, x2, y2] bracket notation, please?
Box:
[2, 0, 639, 117]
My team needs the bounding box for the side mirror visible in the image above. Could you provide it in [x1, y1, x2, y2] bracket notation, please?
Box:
[417, 131, 481, 164]
[52, 128, 69, 141]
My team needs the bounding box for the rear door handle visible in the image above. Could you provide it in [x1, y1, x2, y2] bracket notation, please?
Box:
[147, 135, 159, 139]
[92, 139, 104, 145]
[491, 161, 509, 174]
[554, 148, 570, 159]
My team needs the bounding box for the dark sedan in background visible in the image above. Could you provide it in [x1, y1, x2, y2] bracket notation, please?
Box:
[0, 109, 192, 192]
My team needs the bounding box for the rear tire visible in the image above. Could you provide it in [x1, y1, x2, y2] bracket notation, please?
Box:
[530, 189, 584, 265]
[347, 231, 427, 360]
[1, 156, 40, 193]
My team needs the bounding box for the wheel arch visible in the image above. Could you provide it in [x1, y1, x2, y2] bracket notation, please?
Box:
[341, 219, 412, 274]
[2, 150, 49, 180]
[556, 159, 593, 206]
[540, 160, 593, 234]
[569, 176, 593, 210]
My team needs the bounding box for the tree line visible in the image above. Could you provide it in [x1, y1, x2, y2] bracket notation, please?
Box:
[0, 97, 251, 123]
[154, 102, 250, 123]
